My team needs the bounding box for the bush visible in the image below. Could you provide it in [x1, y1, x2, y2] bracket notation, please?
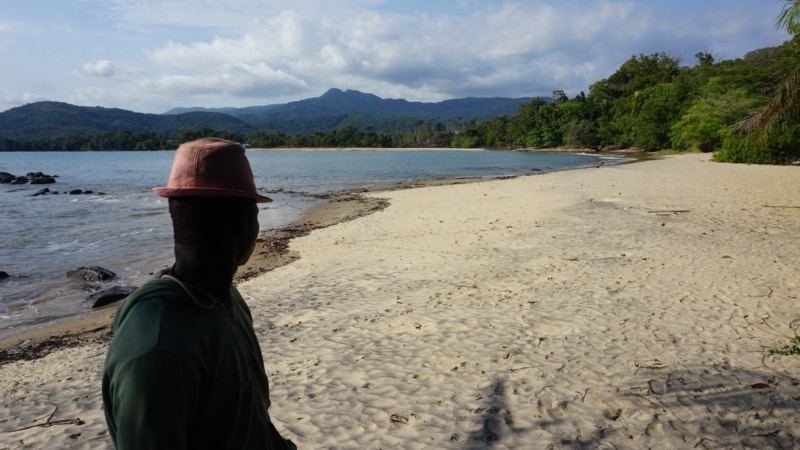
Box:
[714, 127, 800, 164]
[713, 132, 754, 163]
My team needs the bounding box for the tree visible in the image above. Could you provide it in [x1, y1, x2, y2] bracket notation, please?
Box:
[624, 83, 685, 150]
[741, 1, 800, 161]
[695, 52, 715, 67]
[590, 53, 682, 101]
[587, 53, 685, 149]
[673, 80, 764, 152]
[778, 0, 800, 33]
[551, 90, 568, 103]
[556, 92, 606, 148]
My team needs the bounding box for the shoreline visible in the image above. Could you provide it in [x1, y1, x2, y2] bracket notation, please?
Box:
[0, 193, 386, 360]
[0, 175, 500, 362]
[247, 146, 487, 152]
[1, 146, 631, 359]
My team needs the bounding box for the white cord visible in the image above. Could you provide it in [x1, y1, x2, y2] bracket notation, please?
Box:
[160, 274, 216, 309]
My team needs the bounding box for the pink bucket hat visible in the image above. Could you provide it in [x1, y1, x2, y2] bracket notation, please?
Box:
[153, 138, 272, 203]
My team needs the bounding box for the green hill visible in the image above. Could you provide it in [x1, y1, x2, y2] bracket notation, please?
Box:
[0, 102, 257, 138]
[0, 89, 537, 139]
[165, 88, 534, 122]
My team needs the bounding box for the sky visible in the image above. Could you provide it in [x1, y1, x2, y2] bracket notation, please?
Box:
[0, 0, 791, 114]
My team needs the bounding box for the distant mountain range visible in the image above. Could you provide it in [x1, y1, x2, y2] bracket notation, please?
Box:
[0, 88, 537, 139]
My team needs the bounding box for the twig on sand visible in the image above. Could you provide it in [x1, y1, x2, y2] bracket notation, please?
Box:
[746, 286, 774, 298]
[509, 365, 545, 375]
[647, 210, 690, 214]
[694, 437, 723, 448]
[749, 430, 781, 438]
[763, 204, 800, 209]
[1, 404, 83, 433]
[2, 418, 83, 433]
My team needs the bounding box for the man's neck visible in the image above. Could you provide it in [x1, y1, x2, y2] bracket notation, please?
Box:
[172, 246, 237, 301]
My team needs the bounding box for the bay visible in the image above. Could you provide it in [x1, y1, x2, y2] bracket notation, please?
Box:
[0, 149, 618, 338]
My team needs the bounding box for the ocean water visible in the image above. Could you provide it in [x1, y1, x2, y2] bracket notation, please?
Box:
[0, 149, 618, 338]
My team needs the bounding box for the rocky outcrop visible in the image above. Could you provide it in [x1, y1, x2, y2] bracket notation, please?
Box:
[2, 171, 107, 196]
[0, 171, 57, 185]
[27, 172, 57, 184]
[67, 266, 116, 282]
[85, 285, 137, 308]
[30, 188, 102, 196]
[32, 188, 52, 197]
[0, 271, 9, 280]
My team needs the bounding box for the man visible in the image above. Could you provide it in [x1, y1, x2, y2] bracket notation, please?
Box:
[103, 138, 296, 449]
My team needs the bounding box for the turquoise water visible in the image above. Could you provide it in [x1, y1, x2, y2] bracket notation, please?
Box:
[0, 149, 615, 337]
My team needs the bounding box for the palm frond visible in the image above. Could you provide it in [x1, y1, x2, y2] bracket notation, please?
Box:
[740, 40, 800, 148]
[778, 1, 800, 33]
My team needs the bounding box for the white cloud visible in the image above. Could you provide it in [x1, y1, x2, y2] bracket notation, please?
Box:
[99, 0, 382, 29]
[0, 91, 48, 111]
[78, 59, 144, 81]
[80, 60, 119, 77]
[123, 0, 776, 107]
[144, 2, 638, 103]
[134, 64, 308, 100]
[69, 86, 109, 106]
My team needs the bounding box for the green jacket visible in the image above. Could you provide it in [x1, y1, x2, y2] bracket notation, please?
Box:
[102, 271, 295, 449]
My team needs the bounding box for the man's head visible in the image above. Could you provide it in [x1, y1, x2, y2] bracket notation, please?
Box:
[154, 138, 268, 266]
[168, 196, 259, 266]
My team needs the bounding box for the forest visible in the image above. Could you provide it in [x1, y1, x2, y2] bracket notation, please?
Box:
[3, 15, 800, 164]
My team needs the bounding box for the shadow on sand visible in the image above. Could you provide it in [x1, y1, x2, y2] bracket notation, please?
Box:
[461, 360, 800, 449]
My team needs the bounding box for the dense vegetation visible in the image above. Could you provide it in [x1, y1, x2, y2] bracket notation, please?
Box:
[3, 9, 800, 164]
[443, 42, 799, 164]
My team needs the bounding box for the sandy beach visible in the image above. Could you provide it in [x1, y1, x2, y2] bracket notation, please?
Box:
[2, 153, 799, 449]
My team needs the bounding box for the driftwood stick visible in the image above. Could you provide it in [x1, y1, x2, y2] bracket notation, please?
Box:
[1, 404, 83, 433]
[763, 204, 800, 209]
[2, 418, 84, 433]
[647, 210, 690, 214]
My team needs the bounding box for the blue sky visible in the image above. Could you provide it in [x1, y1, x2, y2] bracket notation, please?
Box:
[0, 0, 790, 113]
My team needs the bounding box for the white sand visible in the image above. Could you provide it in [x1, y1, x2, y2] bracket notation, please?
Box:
[2, 153, 800, 449]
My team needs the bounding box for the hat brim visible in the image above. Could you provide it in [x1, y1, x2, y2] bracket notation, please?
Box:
[153, 187, 272, 203]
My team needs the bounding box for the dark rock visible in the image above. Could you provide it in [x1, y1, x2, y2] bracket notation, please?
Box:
[0, 271, 8, 280]
[0, 172, 15, 183]
[85, 286, 137, 308]
[82, 190, 93, 194]
[32, 188, 50, 197]
[2, 171, 57, 185]
[67, 266, 116, 282]
[69, 189, 83, 195]
[29, 176, 56, 184]
[27, 172, 56, 184]
[82, 284, 103, 293]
